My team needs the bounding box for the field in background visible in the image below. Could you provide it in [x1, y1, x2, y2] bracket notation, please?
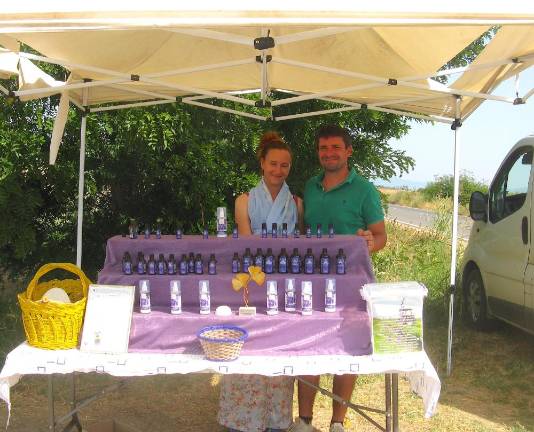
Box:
[1, 222, 532, 431]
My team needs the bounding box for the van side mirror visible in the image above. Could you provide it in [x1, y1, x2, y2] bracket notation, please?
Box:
[469, 191, 487, 222]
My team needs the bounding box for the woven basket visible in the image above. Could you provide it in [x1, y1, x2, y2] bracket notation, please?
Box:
[197, 325, 248, 361]
[18, 263, 91, 350]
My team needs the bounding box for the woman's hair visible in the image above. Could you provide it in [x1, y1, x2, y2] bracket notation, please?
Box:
[257, 131, 292, 161]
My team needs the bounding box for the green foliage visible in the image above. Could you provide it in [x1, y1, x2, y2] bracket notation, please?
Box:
[421, 172, 489, 207]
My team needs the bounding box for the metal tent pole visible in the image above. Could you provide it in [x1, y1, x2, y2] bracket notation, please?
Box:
[76, 89, 88, 267]
[447, 95, 462, 376]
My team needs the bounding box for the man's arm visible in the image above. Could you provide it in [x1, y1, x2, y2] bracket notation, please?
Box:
[357, 220, 387, 253]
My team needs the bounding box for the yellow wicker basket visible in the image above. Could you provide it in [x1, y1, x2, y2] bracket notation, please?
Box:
[18, 263, 91, 350]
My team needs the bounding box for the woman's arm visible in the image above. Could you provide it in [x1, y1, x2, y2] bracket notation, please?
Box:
[234, 194, 253, 236]
[296, 196, 305, 233]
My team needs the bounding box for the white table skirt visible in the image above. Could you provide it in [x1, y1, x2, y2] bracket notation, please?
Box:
[0, 343, 440, 422]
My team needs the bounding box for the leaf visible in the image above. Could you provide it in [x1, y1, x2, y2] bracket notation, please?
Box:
[232, 273, 250, 291]
[248, 266, 265, 286]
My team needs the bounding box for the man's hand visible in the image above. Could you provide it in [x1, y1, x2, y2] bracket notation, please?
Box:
[357, 228, 374, 252]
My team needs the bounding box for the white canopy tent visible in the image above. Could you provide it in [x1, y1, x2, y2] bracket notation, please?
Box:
[2, 3, 534, 377]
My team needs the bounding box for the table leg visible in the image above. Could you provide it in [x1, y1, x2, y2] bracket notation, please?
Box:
[392, 373, 399, 432]
[385, 374, 392, 432]
[48, 375, 55, 432]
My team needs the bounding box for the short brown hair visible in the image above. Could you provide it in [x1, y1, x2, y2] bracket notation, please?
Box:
[315, 125, 352, 149]
[257, 131, 292, 160]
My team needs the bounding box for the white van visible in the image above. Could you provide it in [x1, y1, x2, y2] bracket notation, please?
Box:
[462, 135, 534, 334]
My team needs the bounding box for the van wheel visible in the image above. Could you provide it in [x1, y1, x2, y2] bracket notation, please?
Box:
[463, 268, 492, 330]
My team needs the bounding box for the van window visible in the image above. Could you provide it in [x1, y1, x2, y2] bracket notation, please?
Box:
[489, 147, 532, 224]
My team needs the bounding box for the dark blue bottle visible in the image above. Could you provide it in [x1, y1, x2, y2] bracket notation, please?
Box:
[254, 248, 264, 270]
[202, 227, 209, 239]
[261, 223, 268, 238]
[232, 225, 239, 238]
[316, 223, 322, 238]
[157, 253, 167, 275]
[167, 254, 177, 275]
[144, 226, 151, 239]
[336, 248, 346, 275]
[156, 227, 162, 239]
[293, 225, 300, 238]
[176, 228, 182, 239]
[305, 224, 311, 238]
[231, 253, 241, 273]
[122, 252, 132, 275]
[243, 248, 252, 272]
[282, 223, 288, 238]
[147, 254, 156, 275]
[320, 248, 330, 274]
[179, 254, 188, 275]
[195, 253, 203, 274]
[290, 248, 301, 274]
[136, 252, 146, 275]
[278, 248, 288, 274]
[208, 253, 217, 275]
[304, 248, 314, 274]
[188, 252, 195, 273]
[264, 248, 275, 274]
[271, 223, 277, 238]
[328, 223, 335, 238]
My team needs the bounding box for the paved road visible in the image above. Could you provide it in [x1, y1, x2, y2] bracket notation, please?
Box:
[386, 204, 473, 240]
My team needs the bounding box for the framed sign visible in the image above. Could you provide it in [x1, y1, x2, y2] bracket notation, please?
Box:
[80, 284, 135, 354]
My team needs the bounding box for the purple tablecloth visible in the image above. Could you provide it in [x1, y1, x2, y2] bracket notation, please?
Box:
[98, 235, 375, 356]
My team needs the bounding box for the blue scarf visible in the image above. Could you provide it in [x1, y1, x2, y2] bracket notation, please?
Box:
[248, 178, 298, 235]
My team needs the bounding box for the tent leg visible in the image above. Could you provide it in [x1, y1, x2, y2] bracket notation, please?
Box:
[76, 90, 88, 268]
[447, 96, 462, 376]
[48, 375, 55, 432]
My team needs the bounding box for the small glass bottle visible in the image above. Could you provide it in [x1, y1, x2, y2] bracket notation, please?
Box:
[167, 254, 177, 275]
[179, 254, 188, 275]
[147, 253, 156, 275]
[293, 225, 300, 238]
[157, 253, 167, 275]
[336, 248, 346, 275]
[305, 224, 312, 238]
[170, 280, 182, 315]
[281, 223, 288, 238]
[175, 228, 182, 239]
[266, 280, 279, 315]
[199, 280, 210, 314]
[231, 252, 241, 273]
[301, 281, 313, 316]
[139, 279, 151, 314]
[271, 223, 278, 238]
[128, 218, 138, 239]
[122, 252, 132, 275]
[208, 253, 217, 275]
[202, 227, 209, 239]
[136, 252, 146, 275]
[304, 248, 314, 274]
[328, 223, 335, 238]
[285, 278, 296, 312]
[290, 248, 301, 274]
[155, 219, 162, 239]
[320, 248, 331, 274]
[264, 248, 275, 274]
[144, 225, 151, 239]
[254, 248, 264, 270]
[261, 222, 268, 238]
[195, 253, 204, 274]
[187, 252, 195, 273]
[324, 278, 336, 313]
[316, 223, 322, 238]
[243, 247, 253, 273]
[232, 225, 239, 239]
[278, 248, 289, 274]
[216, 207, 227, 238]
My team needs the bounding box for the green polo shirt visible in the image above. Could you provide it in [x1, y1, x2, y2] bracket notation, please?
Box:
[304, 168, 384, 234]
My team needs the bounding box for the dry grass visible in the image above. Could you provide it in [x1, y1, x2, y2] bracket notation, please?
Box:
[379, 188, 469, 216]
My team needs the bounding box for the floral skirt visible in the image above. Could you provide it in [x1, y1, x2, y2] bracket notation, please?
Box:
[218, 374, 294, 432]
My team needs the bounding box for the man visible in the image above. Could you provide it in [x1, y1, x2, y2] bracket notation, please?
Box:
[291, 124, 387, 432]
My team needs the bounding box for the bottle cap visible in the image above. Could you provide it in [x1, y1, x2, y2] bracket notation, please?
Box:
[216, 207, 227, 218]
[285, 278, 295, 290]
[140, 280, 150, 292]
[301, 281, 312, 295]
[326, 278, 336, 290]
[267, 280, 277, 293]
[170, 280, 181, 292]
[199, 280, 210, 292]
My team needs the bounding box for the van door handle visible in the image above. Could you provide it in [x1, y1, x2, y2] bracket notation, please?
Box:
[522, 217, 528, 245]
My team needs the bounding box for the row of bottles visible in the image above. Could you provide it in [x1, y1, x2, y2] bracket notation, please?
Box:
[123, 252, 218, 275]
[138, 278, 337, 315]
[232, 248, 346, 275]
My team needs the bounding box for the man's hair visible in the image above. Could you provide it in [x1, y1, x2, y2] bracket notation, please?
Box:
[315, 125, 352, 149]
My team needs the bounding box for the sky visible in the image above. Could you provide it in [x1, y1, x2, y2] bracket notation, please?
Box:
[383, 68, 534, 188]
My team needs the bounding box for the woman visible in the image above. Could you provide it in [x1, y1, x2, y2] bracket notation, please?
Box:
[218, 131, 303, 432]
